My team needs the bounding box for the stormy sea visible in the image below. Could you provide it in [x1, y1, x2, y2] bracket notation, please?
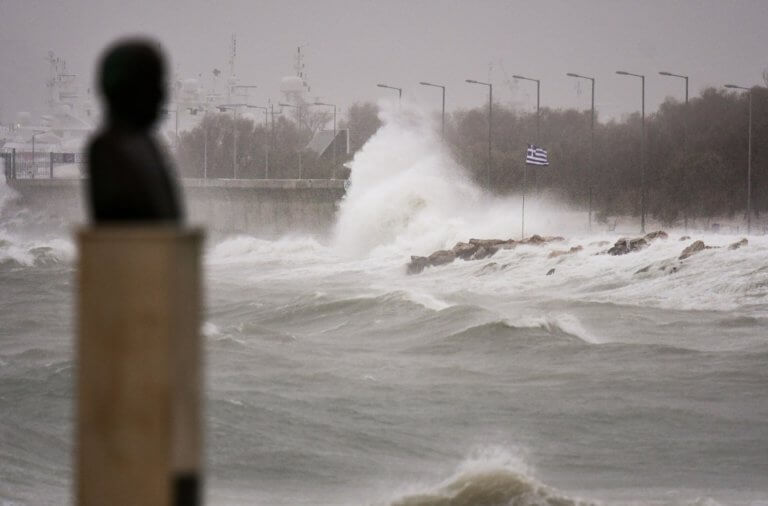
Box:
[1, 110, 767, 505]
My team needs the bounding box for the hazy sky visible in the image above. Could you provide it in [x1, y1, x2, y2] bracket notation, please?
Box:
[1, 0, 766, 124]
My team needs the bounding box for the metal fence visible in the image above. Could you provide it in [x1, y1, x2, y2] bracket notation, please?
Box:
[2, 150, 85, 181]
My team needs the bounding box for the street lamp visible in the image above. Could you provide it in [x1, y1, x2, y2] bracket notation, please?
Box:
[660, 71, 690, 230]
[377, 83, 402, 106]
[419, 81, 446, 140]
[566, 72, 596, 231]
[279, 102, 304, 179]
[466, 79, 492, 191]
[724, 83, 753, 234]
[187, 106, 208, 179]
[512, 74, 541, 142]
[616, 70, 646, 233]
[267, 103, 284, 179]
[217, 103, 246, 178]
[245, 105, 269, 179]
[314, 101, 338, 178]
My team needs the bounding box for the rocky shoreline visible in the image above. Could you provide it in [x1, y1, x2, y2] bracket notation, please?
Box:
[406, 231, 749, 275]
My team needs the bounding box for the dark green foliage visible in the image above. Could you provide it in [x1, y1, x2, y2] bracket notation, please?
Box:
[448, 86, 767, 223]
[176, 88, 765, 223]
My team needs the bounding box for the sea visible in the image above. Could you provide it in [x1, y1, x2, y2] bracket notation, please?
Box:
[1, 108, 767, 505]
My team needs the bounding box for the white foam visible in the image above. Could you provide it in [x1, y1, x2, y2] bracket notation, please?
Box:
[333, 103, 588, 259]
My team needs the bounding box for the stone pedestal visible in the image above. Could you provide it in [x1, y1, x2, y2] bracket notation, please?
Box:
[77, 227, 203, 506]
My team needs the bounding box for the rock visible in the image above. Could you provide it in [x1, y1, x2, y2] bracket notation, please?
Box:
[589, 240, 611, 247]
[476, 262, 500, 275]
[523, 234, 547, 244]
[635, 264, 651, 274]
[644, 230, 668, 241]
[728, 238, 748, 250]
[546, 268, 555, 276]
[469, 238, 507, 248]
[406, 256, 430, 275]
[548, 245, 583, 259]
[679, 240, 707, 260]
[471, 246, 498, 261]
[679, 235, 691, 241]
[428, 249, 456, 266]
[452, 241, 478, 260]
[607, 237, 648, 256]
[497, 240, 518, 250]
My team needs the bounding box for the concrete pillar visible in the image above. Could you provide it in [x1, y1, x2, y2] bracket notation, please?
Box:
[77, 227, 204, 506]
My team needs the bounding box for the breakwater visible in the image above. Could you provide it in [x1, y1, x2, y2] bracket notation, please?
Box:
[6, 178, 346, 236]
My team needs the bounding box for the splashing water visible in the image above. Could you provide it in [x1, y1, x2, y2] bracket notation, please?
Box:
[333, 103, 588, 259]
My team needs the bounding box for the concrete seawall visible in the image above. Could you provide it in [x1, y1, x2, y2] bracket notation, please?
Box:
[7, 178, 347, 237]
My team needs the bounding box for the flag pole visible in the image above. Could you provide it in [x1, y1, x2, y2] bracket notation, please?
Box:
[522, 161, 526, 240]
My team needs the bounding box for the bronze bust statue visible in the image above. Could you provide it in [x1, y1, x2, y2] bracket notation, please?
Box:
[87, 39, 183, 223]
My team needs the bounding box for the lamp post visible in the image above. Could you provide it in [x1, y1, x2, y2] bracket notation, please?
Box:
[512, 74, 541, 142]
[616, 70, 646, 233]
[245, 105, 269, 179]
[567, 72, 596, 232]
[279, 102, 303, 179]
[314, 101, 337, 178]
[377, 83, 402, 107]
[419, 82, 446, 140]
[659, 71, 689, 230]
[724, 83, 753, 234]
[217, 103, 246, 178]
[466, 79, 492, 191]
[268, 103, 283, 179]
[187, 107, 208, 179]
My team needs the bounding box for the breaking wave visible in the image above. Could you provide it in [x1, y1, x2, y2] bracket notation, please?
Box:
[388, 447, 592, 506]
[333, 104, 586, 259]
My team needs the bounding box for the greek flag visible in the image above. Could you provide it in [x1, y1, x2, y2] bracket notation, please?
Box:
[526, 144, 549, 166]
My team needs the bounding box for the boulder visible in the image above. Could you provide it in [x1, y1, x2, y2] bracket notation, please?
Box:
[548, 245, 583, 259]
[522, 234, 553, 245]
[679, 235, 691, 241]
[728, 238, 748, 250]
[476, 262, 501, 275]
[546, 268, 556, 276]
[469, 238, 513, 249]
[406, 256, 430, 275]
[452, 241, 478, 260]
[589, 240, 611, 247]
[471, 246, 498, 261]
[607, 237, 648, 256]
[679, 240, 707, 260]
[428, 249, 456, 266]
[644, 230, 668, 241]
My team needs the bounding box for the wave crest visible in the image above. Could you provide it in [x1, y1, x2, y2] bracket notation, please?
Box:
[390, 448, 591, 506]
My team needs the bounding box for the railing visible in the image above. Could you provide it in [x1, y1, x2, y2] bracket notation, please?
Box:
[1, 150, 85, 180]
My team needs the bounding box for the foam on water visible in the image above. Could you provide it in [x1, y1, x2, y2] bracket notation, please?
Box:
[387, 446, 592, 506]
[333, 104, 586, 259]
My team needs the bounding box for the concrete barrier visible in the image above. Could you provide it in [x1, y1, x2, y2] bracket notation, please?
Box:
[8, 178, 346, 237]
[77, 227, 203, 506]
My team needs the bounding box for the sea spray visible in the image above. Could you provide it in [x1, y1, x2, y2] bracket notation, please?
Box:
[333, 103, 589, 259]
[388, 447, 593, 506]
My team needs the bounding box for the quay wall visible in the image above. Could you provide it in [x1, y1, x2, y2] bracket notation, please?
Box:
[6, 178, 347, 237]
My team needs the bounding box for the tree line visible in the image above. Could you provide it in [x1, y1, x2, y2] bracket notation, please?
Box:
[176, 85, 766, 226]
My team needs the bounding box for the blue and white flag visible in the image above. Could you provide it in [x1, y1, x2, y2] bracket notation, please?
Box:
[526, 144, 549, 166]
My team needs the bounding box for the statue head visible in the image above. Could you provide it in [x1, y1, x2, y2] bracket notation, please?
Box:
[98, 38, 167, 130]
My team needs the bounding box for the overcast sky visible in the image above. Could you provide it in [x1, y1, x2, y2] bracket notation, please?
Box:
[1, 0, 766, 124]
